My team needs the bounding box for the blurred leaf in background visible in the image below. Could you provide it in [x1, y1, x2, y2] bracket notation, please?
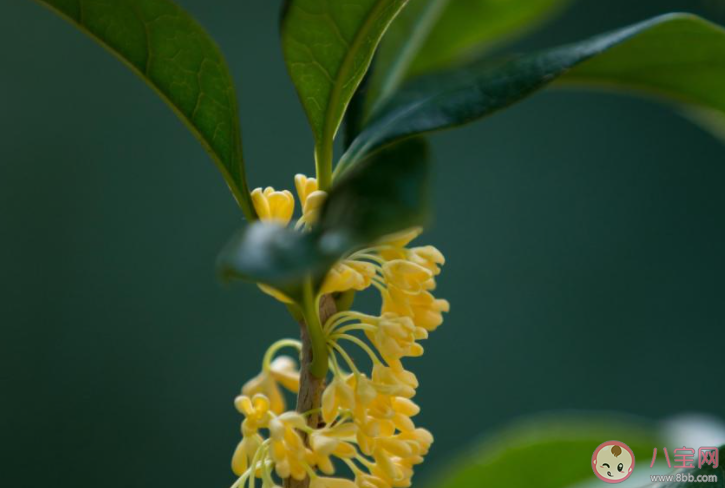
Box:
[366, 0, 572, 114]
[427, 414, 725, 488]
[341, 13, 725, 173]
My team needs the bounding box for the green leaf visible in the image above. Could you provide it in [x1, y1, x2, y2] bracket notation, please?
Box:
[317, 137, 430, 251]
[338, 13, 725, 176]
[683, 107, 725, 143]
[366, 0, 571, 116]
[362, 0, 450, 119]
[218, 138, 430, 299]
[425, 414, 659, 488]
[34, 0, 255, 219]
[409, 0, 571, 76]
[218, 223, 322, 298]
[280, 0, 409, 190]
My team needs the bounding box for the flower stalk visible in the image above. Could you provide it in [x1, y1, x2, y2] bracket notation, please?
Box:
[285, 293, 338, 488]
[314, 142, 333, 192]
[301, 278, 330, 379]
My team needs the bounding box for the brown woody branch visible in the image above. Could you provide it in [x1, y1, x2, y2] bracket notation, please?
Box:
[284, 294, 337, 488]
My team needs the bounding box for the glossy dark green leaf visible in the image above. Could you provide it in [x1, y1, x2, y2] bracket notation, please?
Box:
[338, 13, 725, 175]
[280, 0, 409, 188]
[426, 414, 658, 488]
[217, 223, 323, 298]
[34, 0, 255, 219]
[366, 0, 570, 116]
[318, 137, 429, 252]
[218, 138, 430, 298]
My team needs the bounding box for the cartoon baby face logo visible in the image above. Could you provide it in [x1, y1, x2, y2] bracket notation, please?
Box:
[592, 441, 636, 483]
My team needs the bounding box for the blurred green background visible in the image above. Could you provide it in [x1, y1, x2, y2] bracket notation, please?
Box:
[1, 0, 724, 487]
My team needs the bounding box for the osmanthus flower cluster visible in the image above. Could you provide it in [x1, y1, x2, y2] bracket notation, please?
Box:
[230, 177, 449, 488]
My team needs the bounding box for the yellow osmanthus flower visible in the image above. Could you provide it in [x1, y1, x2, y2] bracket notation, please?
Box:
[371, 361, 418, 399]
[382, 286, 450, 332]
[364, 313, 426, 361]
[258, 283, 295, 304]
[235, 394, 272, 429]
[243, 356, 300, 414]
[355, 472, 390, 488]
[310, 477, 358, 488]
[380, 227, 423, 248]
[293, 174, 318, 208]
[269, 412, 309, 480]
[382, 261, 435, 294]
[231, 394, 271, 476]
[348, 372, 378, 406]
[301, 191, 326, 225]
[321, 374, 356, 424]
[251, 187, 295, 224]
[232, 432, 264, 477]
[320, 260, 377, 295]
[365, 394, 420, 433]
[308, 422, 357, 474]
[408, 246, 445, 276]
[294, 174, 327, 225]
[229, 226, 448, 488]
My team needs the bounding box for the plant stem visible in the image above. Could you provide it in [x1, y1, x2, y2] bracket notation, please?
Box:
[284, 294, 337, 488]
[301, 280, 329, 379]
[315, 141, 333, 191]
